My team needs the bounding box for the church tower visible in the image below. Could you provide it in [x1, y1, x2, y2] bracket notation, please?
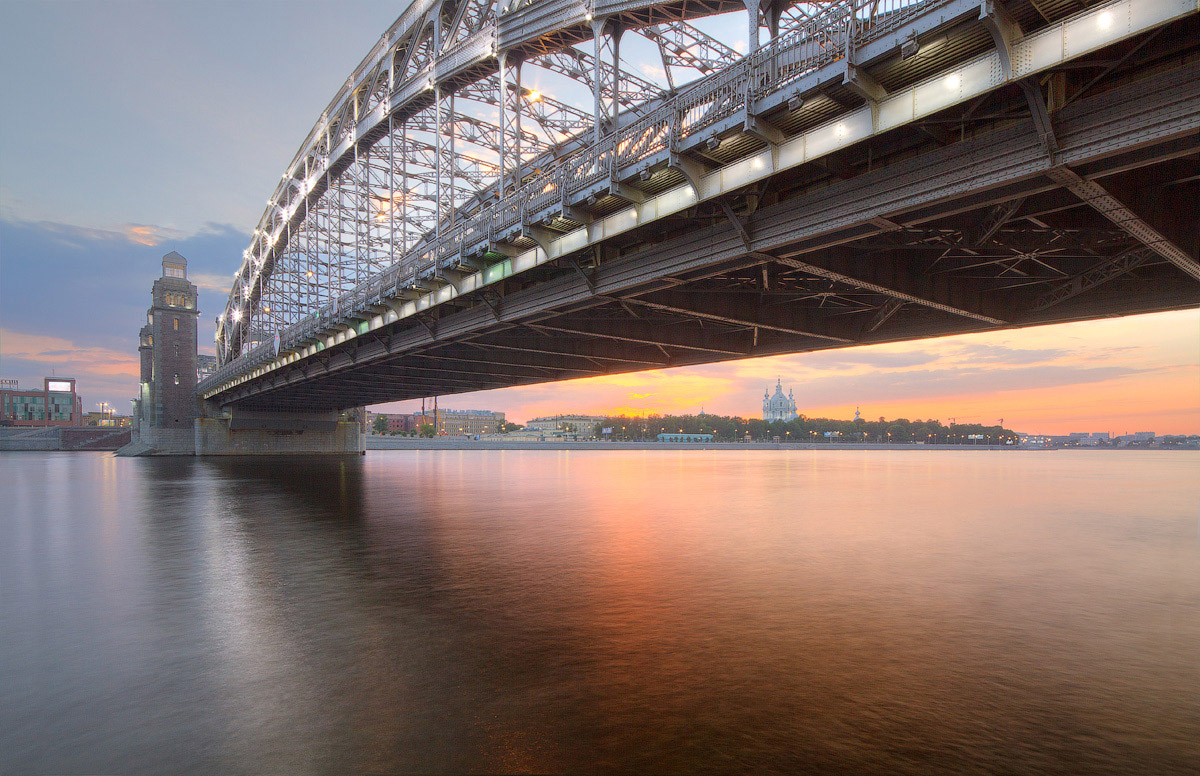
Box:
[763, 378, 799, 422]
[142, 252, 199, 428]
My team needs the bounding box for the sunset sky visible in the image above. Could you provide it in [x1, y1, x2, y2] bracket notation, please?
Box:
[1, 1, 1197, 435]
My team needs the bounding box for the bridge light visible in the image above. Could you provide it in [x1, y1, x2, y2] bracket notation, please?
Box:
[527, 89, 541, 102]
[1098, 10, 1113, 28]
[705, 136, 720, 150]
[232, 309, 243, 321]
[900, 36, 919, 61]
[944, 73, 960, 90]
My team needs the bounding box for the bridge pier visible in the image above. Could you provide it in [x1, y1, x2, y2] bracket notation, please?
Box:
[193, 407, 365, 456]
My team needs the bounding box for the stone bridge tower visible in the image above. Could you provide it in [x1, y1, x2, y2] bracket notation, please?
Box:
[127, 252, 199, 453]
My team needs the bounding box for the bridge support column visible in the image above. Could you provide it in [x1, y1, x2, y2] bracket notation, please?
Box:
[591, 19, 623, 143]
[194, 407, 365, 456]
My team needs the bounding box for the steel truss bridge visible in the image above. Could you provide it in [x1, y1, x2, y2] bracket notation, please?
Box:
[201, 0, 1199, 412]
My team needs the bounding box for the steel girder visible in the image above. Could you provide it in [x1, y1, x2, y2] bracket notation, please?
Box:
[204, 50, 1200, 408]
[211, 0, 1199, 393]
[216, 0, 764, 362]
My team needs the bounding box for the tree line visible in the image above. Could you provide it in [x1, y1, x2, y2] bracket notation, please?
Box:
[591, 413, 1019, 444]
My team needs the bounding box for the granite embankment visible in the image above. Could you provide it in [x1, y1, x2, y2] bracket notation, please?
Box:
[1, 427, 132, 452]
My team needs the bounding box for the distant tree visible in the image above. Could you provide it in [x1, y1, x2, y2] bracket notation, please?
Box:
[498, 421, 523, 433]
[418, 423, 436, 438]
[372, 416, 388, 434]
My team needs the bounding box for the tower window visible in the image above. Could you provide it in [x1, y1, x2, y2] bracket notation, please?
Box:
[173, 317, 179, 330]
[174, 373, 180, 385]
[174, 344, 179, 357]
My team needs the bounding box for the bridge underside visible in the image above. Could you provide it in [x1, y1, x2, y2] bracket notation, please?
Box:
[218, 25, 1198, 412]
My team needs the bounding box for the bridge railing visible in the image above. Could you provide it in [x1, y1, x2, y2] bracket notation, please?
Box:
[204, 0, 961, 394]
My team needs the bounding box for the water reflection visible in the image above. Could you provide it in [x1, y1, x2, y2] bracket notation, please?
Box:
[2, 450, 1199, 774]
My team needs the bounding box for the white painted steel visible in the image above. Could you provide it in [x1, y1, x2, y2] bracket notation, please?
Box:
[206, 0, 1198, 398]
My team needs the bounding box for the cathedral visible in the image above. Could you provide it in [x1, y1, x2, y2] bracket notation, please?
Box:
[762, 379, 798, 422]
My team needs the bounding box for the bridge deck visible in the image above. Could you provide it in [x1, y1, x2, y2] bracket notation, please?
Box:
[202, 0, 1199, 411]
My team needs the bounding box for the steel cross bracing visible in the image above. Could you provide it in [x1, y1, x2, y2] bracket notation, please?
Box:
[208, 0, 1200, 400]
[210, 59, 1199, 410]
[216, 0, 821, 363]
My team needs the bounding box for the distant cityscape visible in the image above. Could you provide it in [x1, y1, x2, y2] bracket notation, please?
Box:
[363, 379, 1200, 447]
[1, 372, 1194, 448]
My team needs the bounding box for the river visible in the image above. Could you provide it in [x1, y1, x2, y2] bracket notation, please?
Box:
[2, 449, 1198, 774]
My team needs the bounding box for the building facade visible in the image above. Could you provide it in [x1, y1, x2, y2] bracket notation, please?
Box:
[526, 414, 605, 437]
[84, 411, 132, 427]
[415, 408, 505, 436]
[0, 377, 84, 427]
[133, 252, 199, 432]
[762, 379, 798, 422]
[388, 414, 421, 433]
[367, 412, 422, 433]
[657, 433, 714, 443]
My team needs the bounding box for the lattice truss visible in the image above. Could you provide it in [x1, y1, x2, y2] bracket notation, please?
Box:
[221, 0, 830, 359]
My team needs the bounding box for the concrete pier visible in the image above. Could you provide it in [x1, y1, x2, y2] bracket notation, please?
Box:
[195, 409, 364, 455]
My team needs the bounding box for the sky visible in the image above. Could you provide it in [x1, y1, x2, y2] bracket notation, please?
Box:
[1, 1, 1196, 434]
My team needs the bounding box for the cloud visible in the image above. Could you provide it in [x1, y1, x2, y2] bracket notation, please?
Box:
[123, 223, 185, 246]
[947, 342, 1070, 364]
[8, 219, 185, 250]
[795, 363, 1152, 406]
[190, 272, 233, 297]
[637, 63, 667, 80]
[0, 329, 141, 410]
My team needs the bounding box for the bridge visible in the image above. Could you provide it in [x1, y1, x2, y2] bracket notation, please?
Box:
[197, 0, 1199, 424]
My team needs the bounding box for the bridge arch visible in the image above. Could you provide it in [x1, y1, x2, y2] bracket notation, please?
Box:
[215, 0, 796, 363]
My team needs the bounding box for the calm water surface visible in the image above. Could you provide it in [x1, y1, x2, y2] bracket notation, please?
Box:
[2, 450, 1198, 775]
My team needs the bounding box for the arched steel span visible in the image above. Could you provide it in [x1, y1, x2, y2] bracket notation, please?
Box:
[206, 0, 1200, 404]
[217, 0, 780, 362]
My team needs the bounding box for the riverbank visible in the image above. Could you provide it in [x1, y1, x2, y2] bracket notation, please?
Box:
[367, 437, 1012, 451]
[1, 426, 131, 451]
